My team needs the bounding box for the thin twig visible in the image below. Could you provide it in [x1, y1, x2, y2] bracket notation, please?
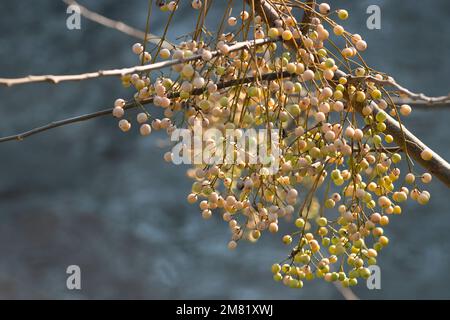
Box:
[0, 37, 275, 87]
[350, 75, 450, 106]
[62, 0, 174, 49]
[391, 98, 450, 108]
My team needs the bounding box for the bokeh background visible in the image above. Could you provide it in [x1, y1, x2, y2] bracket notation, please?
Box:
[0, 0, 449, 299]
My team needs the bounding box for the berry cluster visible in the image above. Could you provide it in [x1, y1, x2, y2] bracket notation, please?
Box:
[113, 1, 433, 289]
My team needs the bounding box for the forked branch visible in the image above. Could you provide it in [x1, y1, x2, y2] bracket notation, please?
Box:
[0, 38, 274, 87]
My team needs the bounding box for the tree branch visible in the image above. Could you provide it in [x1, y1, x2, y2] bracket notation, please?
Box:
[2, 0, 449, 186]
[351, 75, 450, 106]
[62, 0, 174, 49]
[0, 71, 291, 143]
[0, 37, 275, 87]
[391, 98, 450, 108]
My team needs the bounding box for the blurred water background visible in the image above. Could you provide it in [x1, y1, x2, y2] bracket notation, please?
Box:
[0, 0, 449, 299]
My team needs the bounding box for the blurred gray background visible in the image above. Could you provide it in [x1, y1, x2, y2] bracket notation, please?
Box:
[0, 0, 449, 299]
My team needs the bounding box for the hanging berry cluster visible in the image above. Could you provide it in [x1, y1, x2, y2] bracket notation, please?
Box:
[112, 1, 434, 290]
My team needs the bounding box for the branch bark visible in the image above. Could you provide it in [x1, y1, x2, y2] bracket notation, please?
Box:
[0, 37, 274, 87]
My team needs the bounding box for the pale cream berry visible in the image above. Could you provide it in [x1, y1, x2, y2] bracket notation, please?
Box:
[167, 1, 177, 11]
[323, 69, 334, 80]
[202, 209, 212, 219]
[325, 130, 336, 141]
[378, 99, 388, 109]
[139, 52, 152, 63]
[163, 152, 173, 162]
[333, 25, 344, 36]
[112, 106, 124, 118]
[315, 112, 326, 122]
[227, 17, 237, 26]
[159, 48, 171, 59]
[136, 112, 148, 124]
[356, 40, 367, 51]
[333, 101, 344, 112]
[191, 0, 202, 9]
[351, 34, 362, 44]
[353, 128, 364, 140]
[255, 29, 265, 39]
[341, 47, 353, 58]
[228, 240, 237, 250]
[287, 188, 298, 198]
[321, 87, 333, 98]
[140, 124, 152, 136]
[421, 173, 432, 184]
[370, 212, 381, 224]
[302, 69, 315, 81]
[118, 119, 131, 132]
[405, 173, 415, 184]
[132, 43, 143, 55]
[199, 200, 208, 210]
[319, 3, 331, 14]
[181, 64, 195, 78]
[294, 126, 304, 137]
[319, 102, 330, 113]
[152, 119, 162, 130]
[378, 196, 391, 208]
[201, 49, 213, 61]
[240, 11, 249, 20]
[172, 49, 184, 60]
[187, 193, 198, 204]
[394, 191, 407, 202]
[283, 81, 295, 94]
[420, 149, 433, 161]
[114, 98, 126, 107]
[160, 118, 171, 129]
[417, 192, 430, 205]
[400, 104, 412, 116]
[269, 222, 279, 233]
[192, 77, 205, 88]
